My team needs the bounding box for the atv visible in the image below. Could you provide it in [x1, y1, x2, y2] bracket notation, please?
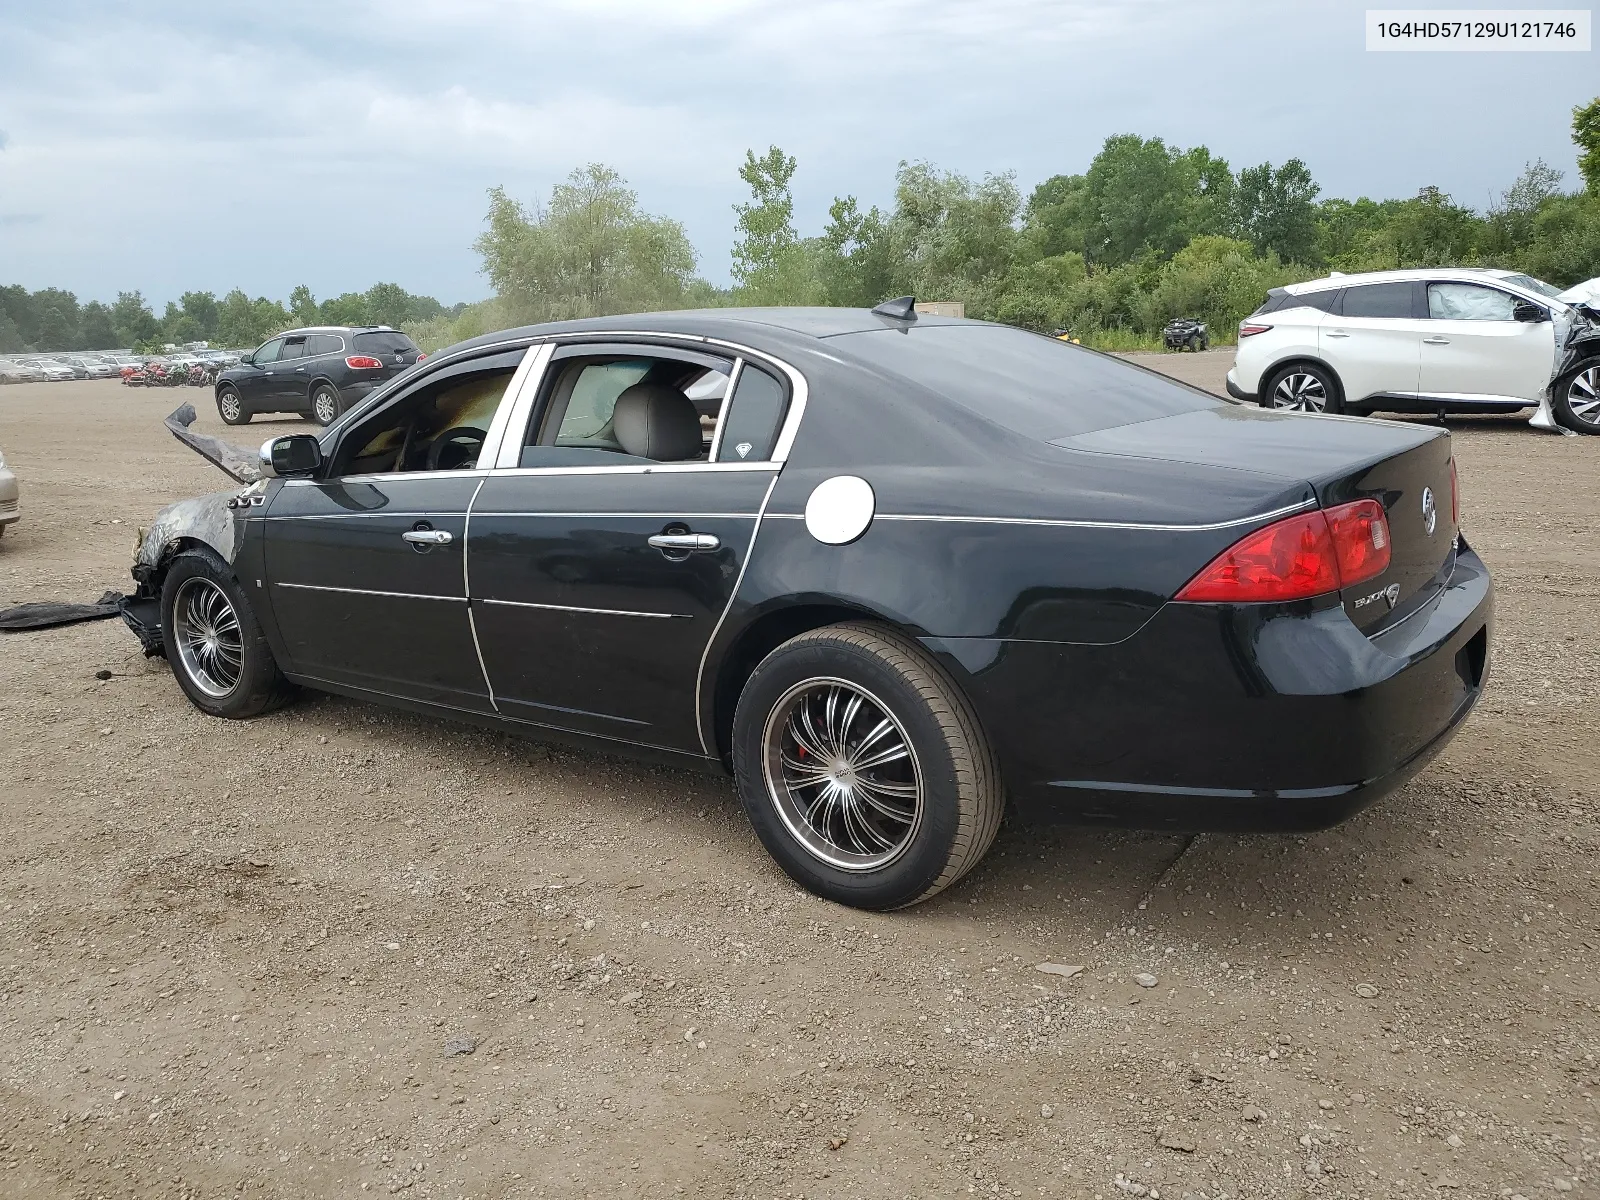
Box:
[1163, 318, 1208, 352]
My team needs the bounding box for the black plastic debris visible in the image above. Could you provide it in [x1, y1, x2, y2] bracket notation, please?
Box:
[0, 591, 126, 632]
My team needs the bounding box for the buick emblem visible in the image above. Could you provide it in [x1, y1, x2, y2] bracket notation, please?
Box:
[1420, 486, 1437, 536]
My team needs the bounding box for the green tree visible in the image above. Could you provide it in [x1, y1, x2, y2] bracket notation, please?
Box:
[110, 291, 160, 348]
[1574, 97, 1600, 196]
[80, 301, 119, 349]
[361, 282, 416, 329]
[731, 146, 819, 304]
[1081, 135, 1231, 264]
[1232, 159, 1321, 264]
[216, 289, 290, 349]
[816, 195, 899, 307]
[289, 285, 320, 326]
[475, 165, 702, 322]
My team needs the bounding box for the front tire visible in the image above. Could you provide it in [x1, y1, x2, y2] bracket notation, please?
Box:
[160, 548, 294, 719]
[732, 622, 1004, 910]
[1262, 362, 1342, 414]
[310, 383, 342, 426]
[217, 387, 248, 425]
[1553, 360, 1600, 435]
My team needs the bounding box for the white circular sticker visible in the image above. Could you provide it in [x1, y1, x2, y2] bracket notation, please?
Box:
[804, 476, 876, 546]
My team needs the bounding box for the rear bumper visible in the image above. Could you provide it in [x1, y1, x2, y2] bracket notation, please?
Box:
[924, 543, 1493, 832]
[0, 468, 18, 525]
[1225, 369, 1257, 404]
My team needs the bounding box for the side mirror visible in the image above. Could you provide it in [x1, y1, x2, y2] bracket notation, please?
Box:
[239, 352, 254, 366]
[260, 434, 322, 478]
[1513, 300, 1548, 323]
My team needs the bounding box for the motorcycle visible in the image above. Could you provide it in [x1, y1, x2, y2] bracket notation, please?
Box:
[187, 362, 215, 387]
[1163, 318, 1208, 351]
[121, 364, 144, 386]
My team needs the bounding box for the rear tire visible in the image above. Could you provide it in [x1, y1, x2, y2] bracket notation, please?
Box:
[1553, 360, 1600, 435]
[1262, 362, 1342, 414]
[731, 622, 1004, 910]
[217, 387, 248, 425]
[160, 547, 295, 719]
[310, 383, 342, 426]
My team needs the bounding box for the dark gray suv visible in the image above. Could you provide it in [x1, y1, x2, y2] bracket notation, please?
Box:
[215, 326, 423, 426]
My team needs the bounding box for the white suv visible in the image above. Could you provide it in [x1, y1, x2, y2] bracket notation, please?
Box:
[1226, 267, 1599, 433]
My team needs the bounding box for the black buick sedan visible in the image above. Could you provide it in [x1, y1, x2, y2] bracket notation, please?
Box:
[125, 304, 1492, 910]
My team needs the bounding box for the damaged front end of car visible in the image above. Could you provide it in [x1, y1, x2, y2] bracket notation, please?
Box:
[120, 404, 271, 656]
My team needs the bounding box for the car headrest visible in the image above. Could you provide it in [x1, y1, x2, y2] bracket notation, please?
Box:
[612, 383, 703, 461]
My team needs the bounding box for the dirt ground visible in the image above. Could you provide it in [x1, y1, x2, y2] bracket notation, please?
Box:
[1, 358, 1597, 1200]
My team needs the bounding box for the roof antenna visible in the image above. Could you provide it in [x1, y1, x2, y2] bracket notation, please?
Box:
[871, 296, 918, 320]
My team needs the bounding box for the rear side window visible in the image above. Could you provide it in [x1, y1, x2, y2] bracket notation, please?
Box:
[1428, 283, 1516, 321]
[1338, 282, 1419, 319]
[307, 333, 344, 356]
[831, 324, 1222, 441]
[354, 332, 417, 354]
[714, 365, 788, 461]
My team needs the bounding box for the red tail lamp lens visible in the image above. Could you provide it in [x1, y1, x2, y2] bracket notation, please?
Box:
[1175, 499, 1391, 603]
[1238, 323, 1273, 337]
[345, 355, 383, 369]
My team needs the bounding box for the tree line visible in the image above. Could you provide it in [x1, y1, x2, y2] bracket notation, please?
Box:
[472, 96, 1600, 349]
[0, 282, 462, 356]
[7, 97, 1597, 356]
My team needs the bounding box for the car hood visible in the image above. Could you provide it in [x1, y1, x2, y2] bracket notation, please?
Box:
[1558, 276, 1599, 305]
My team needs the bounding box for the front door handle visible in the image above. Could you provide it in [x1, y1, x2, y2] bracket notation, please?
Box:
[648, 532, 720, 553]
[1423, 336, 1450, 345]
[1324, 330, 1350, 338]
[402, 529, 453, 546]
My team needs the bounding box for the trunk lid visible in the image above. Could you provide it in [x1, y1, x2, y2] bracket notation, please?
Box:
[351, 331, 422, 380]
[1053, 406, 1456, 631]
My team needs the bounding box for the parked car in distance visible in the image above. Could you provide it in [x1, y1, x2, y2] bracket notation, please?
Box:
[1227, 267, 1600, 433]
[0, 445, 18, 538]
[58, 355, 119, 379]
[16, 359, 76, 382]
[126, 304, 1492, 911]
[0, 360, 46, 384]
[214, 326, 424, 426]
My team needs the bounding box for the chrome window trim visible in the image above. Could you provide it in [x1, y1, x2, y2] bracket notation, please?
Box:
[274, 582, 465, 602]
[320, 335, 538, 441]
[483, 461, 779, 479]
[482, 343, 552, 470]
[477, 597, 689, 620]
[283, 469, 489, 486]
[693, 473, 781, 757]
[761, 498, 1319, 534]
[707, 357, 744, 464]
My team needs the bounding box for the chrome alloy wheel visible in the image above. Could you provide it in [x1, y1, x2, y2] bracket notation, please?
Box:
[760, 677, 924, 871]
[219, 390, 241, 421]
[313, 389, 338, 424]
[1567, 365, 1600, 427]
[171, 577, 244, 698]
[1270, 371, 1328, 412]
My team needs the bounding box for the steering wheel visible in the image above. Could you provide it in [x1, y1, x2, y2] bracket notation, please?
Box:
[425, 426, 488, 471]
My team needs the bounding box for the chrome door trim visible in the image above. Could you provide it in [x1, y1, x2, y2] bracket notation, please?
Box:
[283, 470, 488, 486]
[477, 597, 690, 619]
[693, 473, 780, 757]
[274, 582, 466, 602]
[484, 462, 779, 480]
[760, 498, 1319, 534]
[468, 510, 761, 520]
[462, 477, 495, 709]
[480, 343, 551, 470]
[488, 342, 556, 469]
[707, 358, 745, 463]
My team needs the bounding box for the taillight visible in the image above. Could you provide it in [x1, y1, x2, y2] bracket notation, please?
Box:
[1449, 459, 1459, 527]
[1238, 323, 1273, 338]
[416, 352, 427, 361]
[1175, 499, 1391, 604]
[345, 355, 383, 369]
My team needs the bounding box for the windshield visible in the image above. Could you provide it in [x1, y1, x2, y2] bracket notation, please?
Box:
[353, 331, 417, 354]
[1499, 272, 1566, 300]
[830, 323, 1225, 440]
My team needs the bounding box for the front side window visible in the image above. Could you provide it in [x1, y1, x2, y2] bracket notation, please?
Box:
[1339, 282, 1419, 319]
[1428, 283, 1516, 321]
[335, 361, 519, 476]
[253, 338, 284, 364]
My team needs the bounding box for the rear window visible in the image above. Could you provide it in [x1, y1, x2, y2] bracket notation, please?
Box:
[831, 324, 1224, 440]
[353, 331, 417, 354]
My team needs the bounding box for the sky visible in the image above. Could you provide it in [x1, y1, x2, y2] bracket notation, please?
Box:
[0, 0, 1594, 308]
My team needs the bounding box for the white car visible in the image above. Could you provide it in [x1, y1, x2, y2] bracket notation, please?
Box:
[1226, 267, 1599, 433]
[16, 359, 76, 382]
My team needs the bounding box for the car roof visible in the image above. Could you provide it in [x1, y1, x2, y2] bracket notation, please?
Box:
[276, 325, 403, 336]
[1287, 267, 1537, 293]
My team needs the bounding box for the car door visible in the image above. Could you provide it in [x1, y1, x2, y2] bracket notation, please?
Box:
[238, 337, 284, 406]
[1318, 281, 1425, 404]
[1419, 281, 1555, 404]
[466, 343, 793, 754]
[270, 335, 309, 408]
[261, 346, 533, 711]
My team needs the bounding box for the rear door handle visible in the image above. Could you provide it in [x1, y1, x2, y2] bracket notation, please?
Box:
[402, 529, 453, 545]
[1324, 330, 1350, 338]
[648, 533, 720, 553]
[1423, 336, 1450, 345]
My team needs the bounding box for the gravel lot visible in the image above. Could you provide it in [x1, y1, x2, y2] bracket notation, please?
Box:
[1, 361, 1597, 1200]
